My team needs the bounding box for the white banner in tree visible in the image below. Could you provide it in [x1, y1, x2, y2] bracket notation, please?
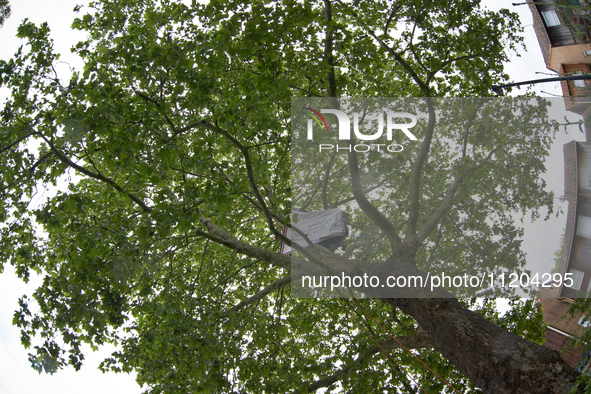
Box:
[280, 209, 347, 254]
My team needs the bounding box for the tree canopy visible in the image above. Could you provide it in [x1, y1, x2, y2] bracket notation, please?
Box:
[0, 0, 584, 392]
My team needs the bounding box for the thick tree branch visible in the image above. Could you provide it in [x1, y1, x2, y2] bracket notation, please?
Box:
[460, 99, 489, 159]
[405, 98, 436, 243]
[194, 212, 326, 285]
[382, 3, 400, 36]
[416, 149, 497, 244]
[413, 99, 493, 244]
[416, 174, 464, 244]
[388, 297, 581, 393]
[348, 148, 402, 253]
[323, 0, 338, 98]
[196, 211, 290, 269]
[321, 152, 337, 209]
[28, 151, 54, 174]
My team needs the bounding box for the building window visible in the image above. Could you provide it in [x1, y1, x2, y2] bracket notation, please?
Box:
[571, 71, 588, 88]
[578, 216, 591, 238]
[581, 168, 591, 189]
[569, 268, 584, 290]
[579, 316, 591, 328]
[574, 79, 587, 88]
[583, 51, 591, 57]
[541, 10, 561, 26]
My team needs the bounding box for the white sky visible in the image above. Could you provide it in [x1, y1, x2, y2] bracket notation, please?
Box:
[0, 1, 584, 393]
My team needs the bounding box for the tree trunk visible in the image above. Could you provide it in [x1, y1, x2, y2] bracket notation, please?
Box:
[297, 251, 582, 393]
[390, 297, 580, 393]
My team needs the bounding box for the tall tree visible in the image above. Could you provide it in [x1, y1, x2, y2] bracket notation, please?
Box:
[0, 0, 582, 392]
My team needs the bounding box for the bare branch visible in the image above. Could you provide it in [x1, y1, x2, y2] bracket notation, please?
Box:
[416, 174, 464, 244]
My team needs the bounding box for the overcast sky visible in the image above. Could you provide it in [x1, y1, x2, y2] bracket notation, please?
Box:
[0, 1, 585, 393]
